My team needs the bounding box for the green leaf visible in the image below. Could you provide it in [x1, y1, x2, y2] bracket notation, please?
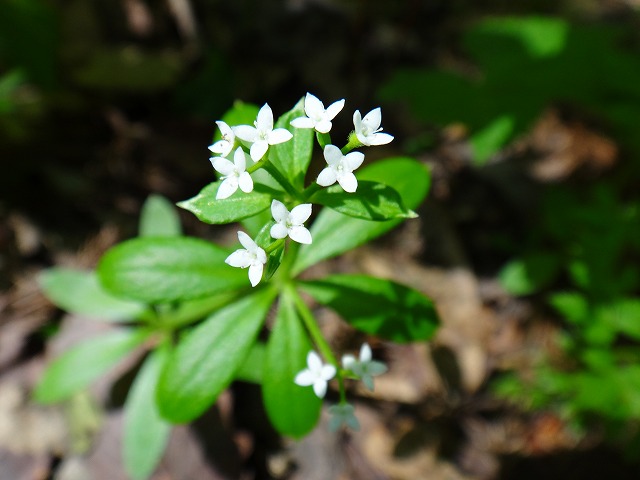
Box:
[98, 237, 247, 304]
[263, 289, 321, 437]
[177, 181, 272, 225]
[34, 329, 148, 404]
[311, 181, 416, 221]
[597, 299, 640, 340]
[269, 98, 314, 189]
[469, 114, 515, 165]
[157, 288, 276, 423]
[235, 342, 266, 384]
[548, 291, 589, 324]
[299, 275, 439, 343]
[39, 268, 147, 321]
[499, 253, 560, 296]
[123, 348, 172, 480]
[139, 194, 182, 237]
[293, 157, 430, 275]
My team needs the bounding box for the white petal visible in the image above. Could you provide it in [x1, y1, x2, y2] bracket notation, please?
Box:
[233, 147, 247, 171]
[328, 413, 342, 432]
[212, 157, 235, 176]
[337, 172, 358, 193]
[356, 131, 371, 146]
[289, 203, 312, 224]
[250, 141, 269, 161]
[289, 226, 312, 244]
[362, 374, 375, 391]
[307, 351, 323, 373]
[237, 231, 256, 251]
[238, 172, 253, 193]
[344, 151, 365, 172]
[304, 92, 324, 118]
[256, 103, 274, 131]
[325, 99, 345, 120]
[216, 120, 233, 137]
[315, 120, 332, 134]
[271, 199, 289, 223]
[216, 178, 238, 199]
[323, 144, 343, 166]
[316, 167, 337, 187]
[342, 354, 357, 370]
[366, 361, 388, 376]
[294, 370, 315, 387]
[248, 263, 263, 287]
[360, 343, 372, 362]
[362, 107, 382, 130]
[290, 117, 314, 129]
[346, 412, 360, 431]
[255, 247, 267, 264]
[313, 379, 328, 398]
[208, 140, 229, 155]
[369, 133, 394, 146]
[233, 125, 258, 142]
[225, 250, 252, 268]
[270, 223, 289, 239]
[321, 364, 337, 381]
[353, 110, 363, 131]
[268, 128, 293, 145]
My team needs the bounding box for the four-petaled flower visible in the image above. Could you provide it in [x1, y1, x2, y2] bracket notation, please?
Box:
[328, 403, 360, 432]
[342, 343, 388, 391]
[210, 147, 253, 200]
[317, 144, 364, 193]
[270, 200, 312, 244]
[290, 93, 345, 134]
[208, 120, 235, 158]
[225, 231, 267, 287]
[234, 103, 293, 162]
[294, 351, 336, 398]
[353, 108, 394, 146]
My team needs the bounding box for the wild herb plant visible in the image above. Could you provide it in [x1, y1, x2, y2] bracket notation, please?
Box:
[35, 94, 439, 479]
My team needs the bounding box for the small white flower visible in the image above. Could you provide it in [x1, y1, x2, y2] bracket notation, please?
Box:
[342, 343, 388, 391]
[353, 108, 394, 146]
[225, 231, 267, 287]
[210, 147, 253, 200]
[270, 200, 312, 244]
[290, 92, 345, 134]
[328, 403, 360, 432]
[234, 103, 293, 161]
[294, 351, 336, 398]
[208, 120, 235, 158]
[317, 144, 364, 193]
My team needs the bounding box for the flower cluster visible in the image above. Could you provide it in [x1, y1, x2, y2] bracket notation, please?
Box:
[211, 93, 393, 288]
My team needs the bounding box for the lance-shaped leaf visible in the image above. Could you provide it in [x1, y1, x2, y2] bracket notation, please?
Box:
[311, 181, 416, 221]
[39, 268, 147, 322]
[293, 157, 430, 275]
[177, 181, 272, 225]
[263, 289, 321, 437]
[98, 237, 247, 304]
[269, 98, 314, 189]
[123, 347, 172, 480]
[299, 275, 439, 343]
[34, 329, 149, 403]
[139, 194, 182, 237]
[157, 288, 276, 423]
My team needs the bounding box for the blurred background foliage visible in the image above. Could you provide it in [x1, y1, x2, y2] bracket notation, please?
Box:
[2, 0, 640, 478]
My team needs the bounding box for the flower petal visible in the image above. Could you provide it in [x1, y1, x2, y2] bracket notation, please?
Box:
[289, 226, 312, 244]
[250, 140, 269, 161]
[359, 343, 372, 362]
[290, 117, 314, 129]
[353, 110, 363, 131]
[316, 167, 337, 187]
[294, 369, 315, 387]
[270, 223, 289, 239]
[216, 120, 234, 138]
[362, 107, 382, 130]
[369, 133, 394, 146]
[313, 379, 327, 398]
[342, 354, 357, 370]
[211, 157, 235, 176]
[290, 203, 312, 225]
[362, 374, 375, 391]
[233, 147, 247, 171]
[233, 125, 258, 142]
[225, 250, 252, 268]
[314, 120, 332, 134]
[344, 151, 365, 172]
[304, 92, 324, 119]
[248, 262, 263, 287]
[208, 140, 229, 156]
[337, 172, 358, 193]
[366, 361, 388, 376]
[256, 103, 273, 131]
[321, 364, 337, 381]
[268, 128, 293, 145]
[216, 178, 238, 199]
[323, 144, 343, 166]
[271, 199, 289, 223]
[307, 351, 323, 372]
[325, 99, 345, 120]
[237, 231, 256, 251]
[238, 172, 253, 193]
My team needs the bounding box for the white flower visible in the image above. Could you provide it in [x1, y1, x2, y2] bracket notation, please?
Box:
[328, 403, 360, 432]
[210, 147, 253, 200]
[342, 343, 388, 391]
[208, 120, 235, 158]
[290, 93, 345, 134]
[353, 108, 394, 146]
[270, 200, 312, 244]
[234, 103, 293, 161]
[294, 351, 336, 398]
[225, 231, 267, 287]
[317, 144, 364, 193]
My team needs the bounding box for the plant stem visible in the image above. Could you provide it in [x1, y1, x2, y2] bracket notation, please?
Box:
[341, 131, 363, 155]
[316, 131, 331, 149]
[262, 162, 300, 199]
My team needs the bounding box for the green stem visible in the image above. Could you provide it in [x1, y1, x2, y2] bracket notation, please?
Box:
[302, 182, 321, 201]
[316, 131, 331, 149]
[262, 162, 300, 199]
[264, 237, 285, 254]
[341, 131, 364, 155]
